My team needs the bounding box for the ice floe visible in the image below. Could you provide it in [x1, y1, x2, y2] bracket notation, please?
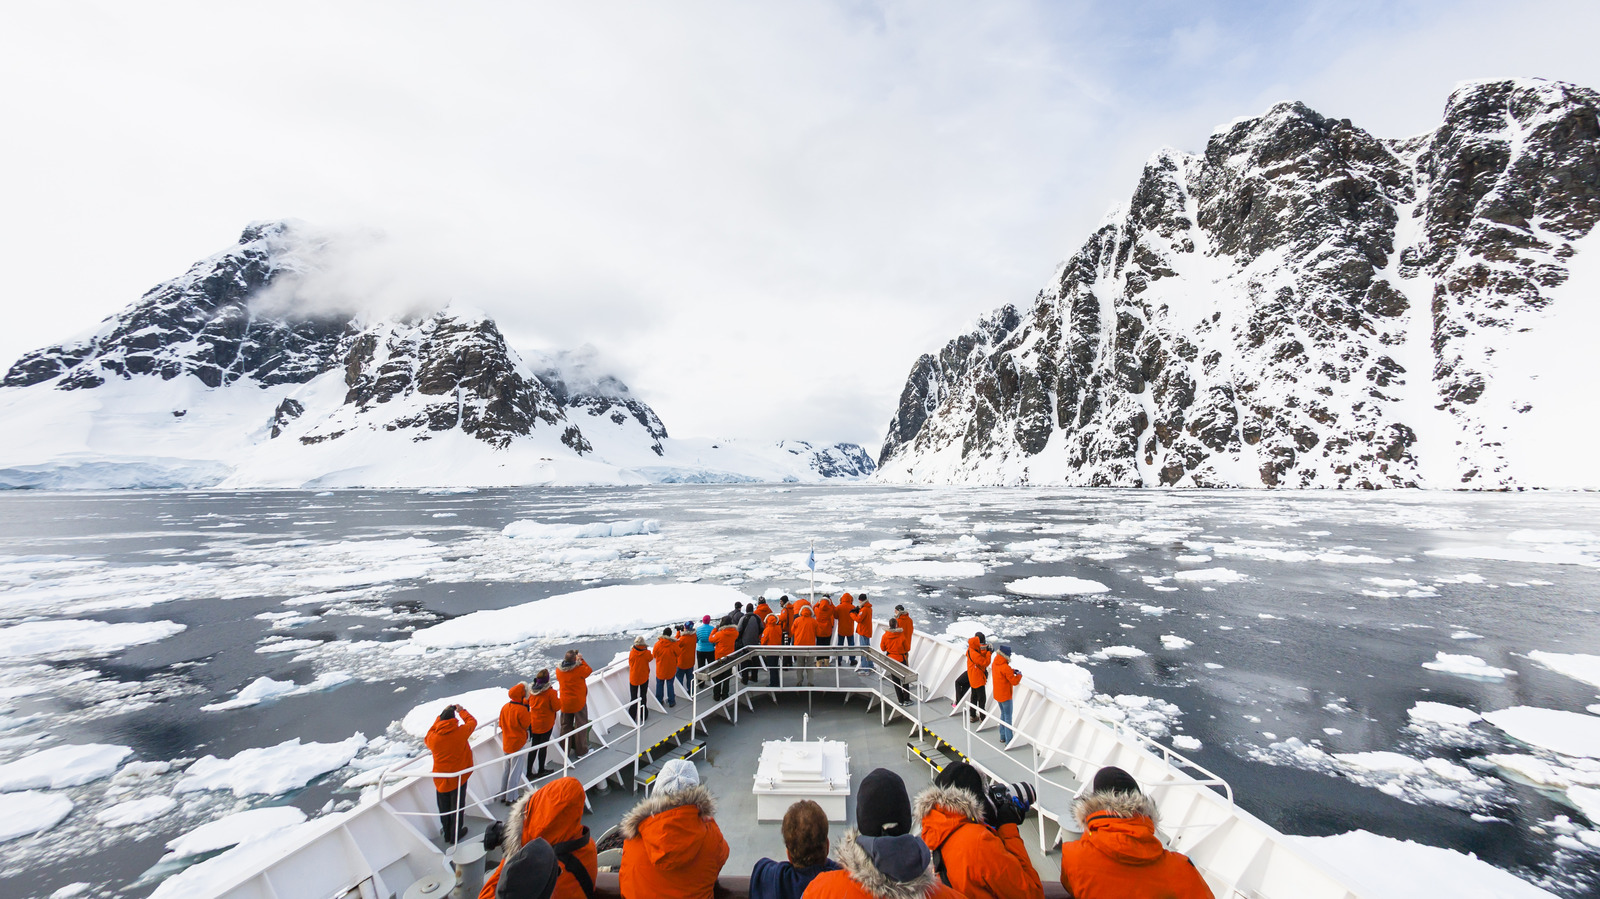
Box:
[165, 806, 309, 858]
[1527, 650, 1600, 690]
[1159, 635, 1193, 650]
[1172, 568, 1249, 583]
[1290, 830, 1559, 899]
[0, 790, 73, 842]
[502, 519, 659, 540]
[1004, 576, 1110, 597]
[1483, 707, 1600, 758]
[1090, 645, 1146, 660]
[1485, 753, 1600, 790]
[410, 583, 749, 648]
[176, 734, 367, 796]
[0, 619, 185, 659]
[1422, 652, 1515, 680]
[871, 560, 985, 579]
[96, 795, 178, 826]
[1171, 735, 1202, 752]
[150, 815, 315, 899]
[202, 672, 352, 711]
[0, 742, 131, 790]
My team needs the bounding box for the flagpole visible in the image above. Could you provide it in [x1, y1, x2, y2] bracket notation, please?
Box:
[809, 540, 815, 603]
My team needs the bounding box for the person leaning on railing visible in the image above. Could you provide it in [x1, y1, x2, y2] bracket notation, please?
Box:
[964, 633, 993, 725]
[526, 670, 560, 780]
[676, 624, 696, 696]
[425, 703, 477, 846]
[628, 637, 652, 723]
[834, 592, 857, 667]
[739, 601, 765, 684]
[853, 595, 873, 671]
[498, 683, 534, 805]
[653, 628, 680, 709]
[991, 646, 1022, 746]
[556, 650, 592, 759]
[619, 759, 729, 899]
[480, 776, 597, 899]
[1058, 766, 1216, 899]
[711, 615, 740, 700]
[879, 608, 911, 706]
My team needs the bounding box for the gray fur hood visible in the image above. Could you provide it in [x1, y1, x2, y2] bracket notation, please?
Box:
[911, 783, 985, 825]
[1073, 788, 1159, 828]
[834, 828, 940, 899]
[618, 784, 717, 839]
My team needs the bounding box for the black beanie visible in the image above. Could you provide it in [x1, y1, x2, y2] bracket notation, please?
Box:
[934, 760, 985, 800]
[1092, 765, 1141, 795]
[497, 837, 561, 899]
[856, 768, 913, 837]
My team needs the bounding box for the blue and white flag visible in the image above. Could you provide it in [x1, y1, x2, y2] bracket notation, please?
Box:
[806, 550, 816, 571]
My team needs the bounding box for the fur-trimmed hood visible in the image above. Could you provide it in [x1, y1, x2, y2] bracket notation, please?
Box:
[834, 828, 939, 899]
[912, 784, 984, 827]
[618, 784, 716, 839]
[529, 678, 553, 696]
[1073, 788, 1159, 828]
[504, 776, 587, 858]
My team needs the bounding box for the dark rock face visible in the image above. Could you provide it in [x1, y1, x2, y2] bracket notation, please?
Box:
[776, 440, 877, 478]
[878, 79, 1600, 488]
[535, 364, 669, 457]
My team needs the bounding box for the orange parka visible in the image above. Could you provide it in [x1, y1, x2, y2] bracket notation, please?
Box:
[712, 625, 739, 660]
[677, 630, 696, 669]
[653, 636, 680, 680]
[780, 602, 797, 637]
[854, 599, 873, 638]
[792, 608, 819, 646]
[915, 785, 1043, 899]
[895, 611, 914, 642]
[815, 597, 836, 639]
[527, 680, 559, 734]
[992, 654, 1022, 704]
[801, 829, 965, 899]
[499, 683, 533, 754]
[754, 600, 772, 619]
[880, 622, 909, 664]
[479, 776, 597, 899]
[1058, 790, 1215, 899]
[761, 614, 783, 646]
[424, 706, 478, 792]
[556, 659, 592, 715]
[629, 645, 652, 686]
[619, 784, 730, 899]
[835, 594, 856, 635]
[966, 635, 993, 689]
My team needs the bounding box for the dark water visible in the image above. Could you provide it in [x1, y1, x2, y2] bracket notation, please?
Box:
[1, 486, 1597, 897]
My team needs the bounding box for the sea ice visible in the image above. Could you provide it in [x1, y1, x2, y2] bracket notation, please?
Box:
[1091, 645, 1146, 660]
[0, 742, 132, 791]
[96, 795, 178, 826]
[176, 734, 367, 796]
[871, 561, 985, 579]
[1408, 702, 1483, 728]
[502, 519, 659, 540]
[0, 790, 73, 842]
[1172, 568, 1249, 583]
[1484, 753, 1600, 789]
[1335, 751, 1429, 776]
[1004, 576, 1110, 597]
[149, 816, 315, 899]
[165, 806, 309, 857]
[1527, 650, 1600, 690]
[1289, 830, 1559, 899]
[1482, 707, 1600, 758]
[410, 583, 750, 648]
[1568, 785, 1600, 823]
[202, 672, 352, 711]
[1159, 635, 1193, 650]
[254, 638, 322, 654]
[1171, 735, 1202, 752]
[0, 619, 186, 659]
[1422, 653, 1514, 680]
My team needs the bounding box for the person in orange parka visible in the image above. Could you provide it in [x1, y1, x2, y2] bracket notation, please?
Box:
[834, 592, 857, 667]
[526, 669, 560, 780]
[1058, 767, 1216, 899]
[814, 595, 835, 668]
[760, 612, 783, 687]
[425, 703, 477, 845]
[498, 683, 534, 805]
[914, 762, 1043, 899]
[879, 611, 911, 705]
[676, 624, 697, 696]
[711, 616, 740, 701]
[556, 650, 592, 760]
[991, 645, 1023, 745]
[479, 776, 597, 899]
[802, 767, 962, 899]
[653, 628, 680, 709]
[619, 759, 729, 899]
[965, 632, 993, 724]
[754, 597, 772, 620]
[791, 605, 819, 686]
[628, 636, 652, 724]
[854, 594, 874, 671]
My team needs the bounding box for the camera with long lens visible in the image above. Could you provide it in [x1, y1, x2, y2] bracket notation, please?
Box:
[982, 781, 1038, 827]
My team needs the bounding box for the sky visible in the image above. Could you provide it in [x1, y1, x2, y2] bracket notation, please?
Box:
[2, 0, 1598, 452]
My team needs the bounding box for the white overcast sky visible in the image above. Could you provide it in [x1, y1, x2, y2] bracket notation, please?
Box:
[3, 0, 1598, 452]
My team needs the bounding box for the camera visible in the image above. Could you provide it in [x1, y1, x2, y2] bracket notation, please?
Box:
[982, 781, 1037, 827]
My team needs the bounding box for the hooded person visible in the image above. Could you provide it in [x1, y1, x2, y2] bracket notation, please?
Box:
[739, 603, 765, 683]
[761, 612, 784, 686]
[629, 637, 653, 723]
[711, 615, 741, 700]
[557, 650, 593, 759]
[791, 604, 819, 686]
[654, 628, 680, 708]
[695, 615, 716, 670]
[676, 624, 697, 694]
[619, 759, 729, 899]
[491, 837, 562, 899]
[814, 594, 836, 654]
[499, 682, 534, 803]
[913, 762, 1043, 899]
[801, 768, 961, 899]
[1058, 767, 1216, 899]
[835, 593, 857, 665]
[750, 799, 842, 899]
[525, 670, 560, 779]
[991, 646, 1022, 744]
[853, 595, 874, 672]
[964, 633, 993, 723]
[479, 777, 597, 899]
[425, 703, 478, 845]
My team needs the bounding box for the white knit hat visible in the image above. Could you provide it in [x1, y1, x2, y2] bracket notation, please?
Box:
[654, 758, 700, 795]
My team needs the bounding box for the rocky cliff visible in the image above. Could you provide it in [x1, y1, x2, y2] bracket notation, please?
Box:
[877, 78, 1600, 489]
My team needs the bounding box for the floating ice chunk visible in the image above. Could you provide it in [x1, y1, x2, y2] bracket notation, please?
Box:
[165, 805, 309, 858]
[1450, 631, 1484, 640]
[873, 561, 985, 579]
[502, 519, 659, 540]
[1173, 568, 1249, 583]
[0, 619, 185, 659]
[1005, 576, 1110, 597]
[1289, 830, 1560, 899]
[1483, 707, 1600, 758]
[870, 539, 914, 551]
[1426, 545, 1597, 566]
[255, 638, 322, 654]
[1422, 653, 1514, 680]
[1016, 659, 1094, 704]
[400, 688, 508, 739]
[1005, 539, 1060, 553]
[1423, 758, 1474, 782]
[1175, 555, 1210, 564]
[1160, 635, 1193, 650]
[1527, 651, 1600, 690]
[0, 742, 132, 791]
[202, 672, 353, 711]
[1568, 785, 1600, 823]
[149, 816, 315, 899]
[1139, 605, 1169, 616]
[1171, 735, 1202, 752]
[97, 795, 178, 826]
[411, 583, 750, 647]
[0, 790, 73, 842]
[176, 734, 366, 796]
[1335, 751, 1429, 776]
[1091, 645, 1146, 660]
[1408, 702, 1482, 728]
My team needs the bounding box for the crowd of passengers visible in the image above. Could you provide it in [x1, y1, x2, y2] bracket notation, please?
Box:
[424, 591, 1215, 898]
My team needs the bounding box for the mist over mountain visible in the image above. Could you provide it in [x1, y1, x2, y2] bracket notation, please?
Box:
[878, 78, 1600, 489]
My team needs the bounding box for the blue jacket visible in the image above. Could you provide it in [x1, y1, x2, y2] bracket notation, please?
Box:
[695, 623, 714, 652]
[750, 857, 841, 899]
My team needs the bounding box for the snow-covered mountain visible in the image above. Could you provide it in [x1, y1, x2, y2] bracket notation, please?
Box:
[878, 78, 1600, 489]
[0, 222, 874, 489]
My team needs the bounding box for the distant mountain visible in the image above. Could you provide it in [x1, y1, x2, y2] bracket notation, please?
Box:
[878, 78, 1600, 489]
[0, 222, 874, 488]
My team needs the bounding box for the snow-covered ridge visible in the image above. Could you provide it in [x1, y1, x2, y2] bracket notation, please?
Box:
[878, 77, 1600, 489]
[0, 223, 875, 488]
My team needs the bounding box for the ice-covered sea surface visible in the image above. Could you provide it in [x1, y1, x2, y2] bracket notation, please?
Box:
[1, 486, 1599, 898]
